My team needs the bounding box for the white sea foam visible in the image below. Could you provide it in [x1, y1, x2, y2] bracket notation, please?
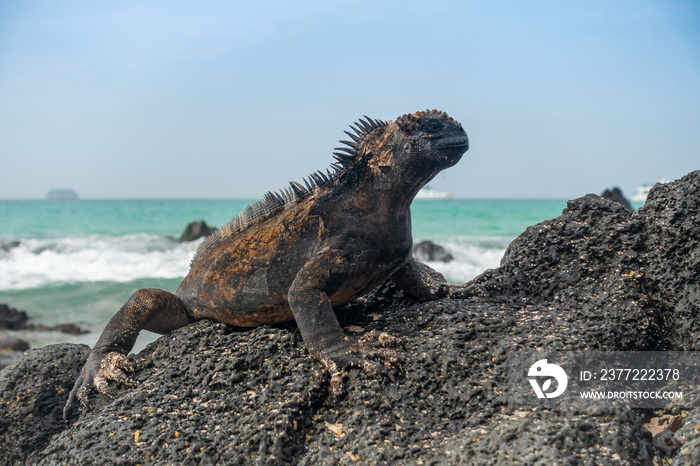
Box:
[0, 235, 200, 291]
[417, 237, 508, 284]
[0, 234, 508, 291]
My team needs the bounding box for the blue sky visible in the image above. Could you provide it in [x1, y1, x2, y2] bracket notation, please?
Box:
[1, 0, 698, 199]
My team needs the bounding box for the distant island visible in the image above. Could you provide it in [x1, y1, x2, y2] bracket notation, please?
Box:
[46, 189, 79, 200]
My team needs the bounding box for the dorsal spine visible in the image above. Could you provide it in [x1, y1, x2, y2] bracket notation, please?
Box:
[189, 116, 387, 267]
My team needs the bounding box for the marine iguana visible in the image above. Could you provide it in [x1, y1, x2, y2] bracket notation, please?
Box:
[64, 109, 472, 417]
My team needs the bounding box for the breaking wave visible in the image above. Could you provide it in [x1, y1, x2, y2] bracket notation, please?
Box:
[0, 234, 507, 292]
[0, 235, 200, 291]
[414, 236, 507, 284]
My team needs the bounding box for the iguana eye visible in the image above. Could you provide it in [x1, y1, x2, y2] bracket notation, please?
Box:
[425, 122, 443, 133]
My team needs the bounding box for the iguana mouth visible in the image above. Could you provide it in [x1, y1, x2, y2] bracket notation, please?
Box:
[437, 136, 469, 167]
[437, 136, 469, 150]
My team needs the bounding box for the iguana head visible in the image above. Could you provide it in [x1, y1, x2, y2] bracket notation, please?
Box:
[394, 109, 469, 173]
[334, 110, 468, 197]
[192, 110, 467, 263]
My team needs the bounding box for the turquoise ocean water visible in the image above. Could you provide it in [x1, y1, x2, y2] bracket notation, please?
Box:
[0, 198, 598, 350]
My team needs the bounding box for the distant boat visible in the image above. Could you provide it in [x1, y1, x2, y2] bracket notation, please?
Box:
[631, 177, 668, 203]
[415, 186, 453, 200]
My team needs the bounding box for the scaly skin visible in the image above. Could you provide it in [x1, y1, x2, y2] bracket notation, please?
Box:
[64, 110, 473, 418]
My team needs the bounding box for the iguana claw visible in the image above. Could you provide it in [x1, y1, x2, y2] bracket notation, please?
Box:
[321, 330, 400, 396]
[64, 352, 133, 419]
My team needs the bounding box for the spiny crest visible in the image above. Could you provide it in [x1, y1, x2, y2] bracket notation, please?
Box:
[190, 115, 387, 267]
[332, 115, 386, 169]
[395, 109, 458, 133]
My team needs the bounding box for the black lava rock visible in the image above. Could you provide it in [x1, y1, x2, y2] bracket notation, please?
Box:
[1, 170, 698, 465]
[601, 186, 633, 211]
[0, 337, 31, 370]
[0, 337, 30, 352]
[0, 344, 90, 464]
[412, 240, 455, 262]
[179, 221, 213, 242]
[0, 303, 29, 330]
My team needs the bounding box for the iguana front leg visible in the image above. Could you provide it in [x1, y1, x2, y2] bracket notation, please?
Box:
[390, 258, 480, 301]
[288, 249, 398, 395]
[64, 288, 192, 418]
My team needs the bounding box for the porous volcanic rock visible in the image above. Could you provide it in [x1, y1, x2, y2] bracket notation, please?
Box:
[1, 171, 698, 465]
[0, 344, 90, 464]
